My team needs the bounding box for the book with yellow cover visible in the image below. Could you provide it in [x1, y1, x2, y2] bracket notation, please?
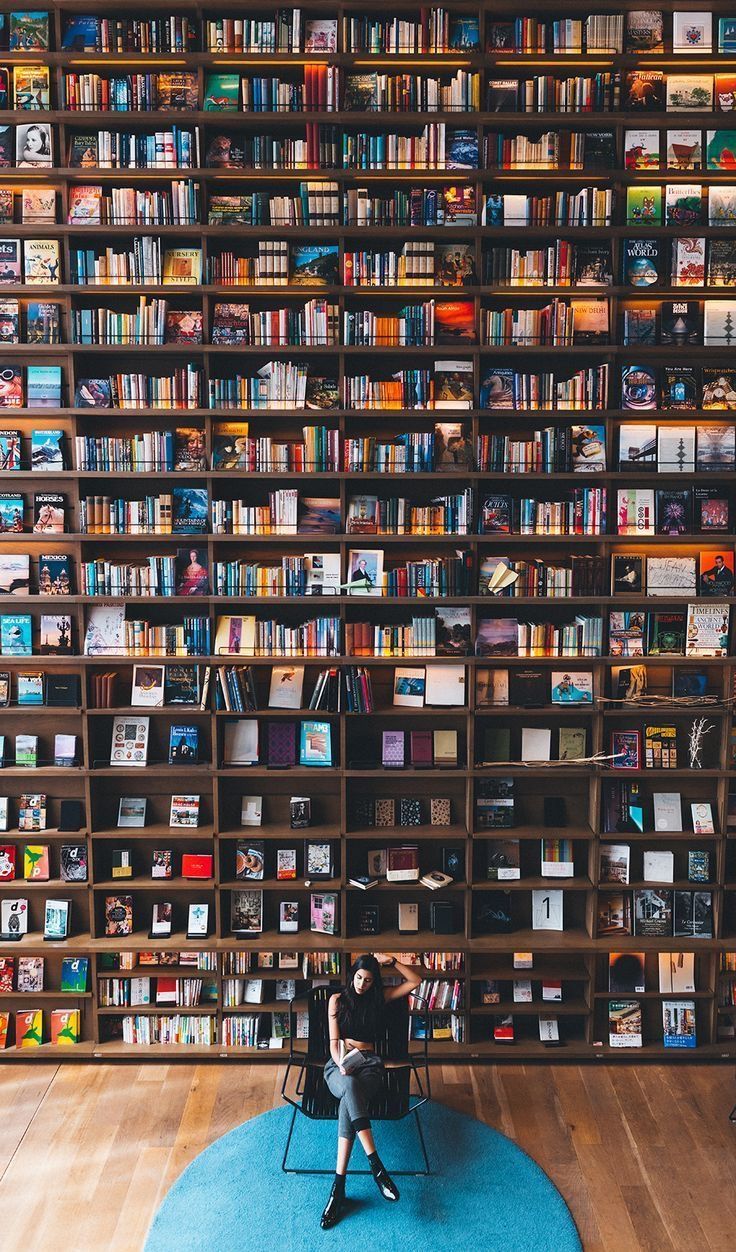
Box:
[162, 248, 202, 286]
[51, 1008, 80, 1045]
[16, 1008, 43, 1047]
[214, 615, 257, 657]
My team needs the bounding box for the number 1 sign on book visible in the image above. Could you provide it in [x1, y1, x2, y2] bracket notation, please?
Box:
[532, 889, 564, 931]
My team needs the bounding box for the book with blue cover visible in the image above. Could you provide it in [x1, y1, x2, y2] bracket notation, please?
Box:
[27, 365, 61, 407]
[61, 15, 99, 50]
[300, 720, 333, 766]
[447, 129, 478, 169]
[168, 724, 199, 764]
[1, 614, 32, 654]
[0, 494, 23, 532]
[31, 429, 63, 470]
[172, 487, 208, 534]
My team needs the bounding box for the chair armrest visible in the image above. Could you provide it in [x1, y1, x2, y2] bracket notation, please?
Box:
[407, 990, 431, 1064]
[286, 995, 311, 1060]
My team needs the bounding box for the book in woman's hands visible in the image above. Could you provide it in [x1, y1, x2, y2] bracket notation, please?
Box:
[339, 1042, 373, 1074]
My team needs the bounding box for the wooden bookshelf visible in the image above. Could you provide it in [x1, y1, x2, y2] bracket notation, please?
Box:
[1, 0, 736, 1057]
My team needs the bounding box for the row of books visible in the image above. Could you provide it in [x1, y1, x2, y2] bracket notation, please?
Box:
[28, 359, 736, 414]
[6, 66, 736, 113]
[20, 235, 736, 292]
[476, 425, 736, 477]
[29, 67, 696, 116]
[0, 124, 200, 169]
[138, 295, 716, 349]
[0, 954, 88, 992]
[97, 977, 213, 1008]
[57, 67, 482, 114]
[16, 179, 736, 235]
[35, 10, 736, 58]
[14, 420, 736, 478]
[69, 428, 338, 474]
[9, 546, 736, 606]
[0, 1009, 81, 1048]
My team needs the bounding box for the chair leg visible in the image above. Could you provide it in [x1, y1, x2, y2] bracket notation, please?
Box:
[730, 1104, 736, 1123]
[281, 1104, 298, 1173]
[413, 1108, 431, 1176]
[281, 1106, 432, 1177]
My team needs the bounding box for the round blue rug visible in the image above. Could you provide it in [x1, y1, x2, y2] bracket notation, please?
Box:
[145, 1102, 581, 1252]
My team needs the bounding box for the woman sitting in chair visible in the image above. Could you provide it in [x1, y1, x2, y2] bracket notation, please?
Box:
[321, 951, 422, 1230]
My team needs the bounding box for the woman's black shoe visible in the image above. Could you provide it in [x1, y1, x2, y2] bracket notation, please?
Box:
[320, 1179, 345, 1229]
[371, 1165, 400, 1202]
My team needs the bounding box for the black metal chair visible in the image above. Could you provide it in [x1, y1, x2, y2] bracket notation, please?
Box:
[281, 985, 432, 1175]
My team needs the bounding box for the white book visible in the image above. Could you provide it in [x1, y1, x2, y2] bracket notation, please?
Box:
[169, 795, 200, 828]
[503, 193, 528, 225]
[673, 11, 712, 53]
[117, 797, 146, 828]
[110, 716, 149, 767]
[240, 796, 263, 826]
[616, 488, 655, 535]
[539, 1016, 560, 1042]
[223, 719, 259, 765]
[512, 979, 533, 1002]
[268, 665, 304, 709]
[643, 850, 674, 883]
[130, 977, 151, 1005]
[645, 555, 697, 596]
[691, 802, 714, 835]
[1, 897, 28, 935]
[531, 889, 564, 931]
[243, 979, 264, 1003]
[305, 552, 341, 593]
[131, 664, 165, 707]
[424, 663, 466, 707]
[653, 792, 683, 832]
[392, 667, 426, 708]
[658, 951, 695, 993]
[83, 603, 126, 655]
[657, 426, 695, 473]
[521, 727, 551, 762]
[54, 734, 76, 766]
[686, 603, 730, 657]
[703, 299, 736, 345]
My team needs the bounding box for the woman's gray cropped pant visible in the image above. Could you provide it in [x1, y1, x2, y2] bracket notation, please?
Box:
[324, 1053, 385, 1141]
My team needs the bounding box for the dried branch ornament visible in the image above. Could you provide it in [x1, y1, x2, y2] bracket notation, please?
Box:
[601, 695, 720, 708]
[487, 752, 623, 768]
[688, 718, 716, 770]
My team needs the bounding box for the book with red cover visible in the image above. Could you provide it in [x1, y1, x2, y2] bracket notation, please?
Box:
[267, 721, 297, 767]
[0, 955, 14, 991]
[493, 1014, 515, 1043]
[0, 845, 16, 881]
[181, 852, 213, 879]
[386, 845, 420, 881]
[155, 977, 178, 1005]
[410, 730, 433, 768]
[50, 1007, 80, 1045]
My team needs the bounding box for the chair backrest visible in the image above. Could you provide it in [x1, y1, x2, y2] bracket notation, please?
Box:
[306, 984, 334, 1060]
[301, 987, 413, 1120]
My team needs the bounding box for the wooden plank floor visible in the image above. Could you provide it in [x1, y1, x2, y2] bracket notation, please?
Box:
[0, 1063, 734, 1252]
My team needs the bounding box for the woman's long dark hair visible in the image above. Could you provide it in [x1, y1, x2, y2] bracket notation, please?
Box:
[336, 954, 385, 1036]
